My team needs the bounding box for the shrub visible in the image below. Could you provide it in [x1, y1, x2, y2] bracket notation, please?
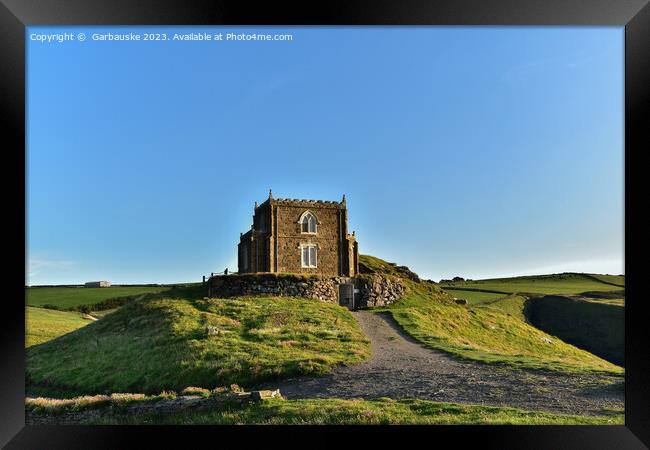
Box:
[41, 304, 63, 311]
[180, 387, 211, 397]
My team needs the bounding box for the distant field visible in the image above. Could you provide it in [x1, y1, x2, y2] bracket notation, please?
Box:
[26, 286, 171, 309]
[443, 289, 509, 305]
[440, 273, 623, 296]
[586, 274, 625, 287]
[581, 298, 625, 306]
[26, 307, 91, 347]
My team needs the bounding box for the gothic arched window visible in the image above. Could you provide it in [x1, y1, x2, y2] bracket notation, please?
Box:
[300, 211, 317, 234]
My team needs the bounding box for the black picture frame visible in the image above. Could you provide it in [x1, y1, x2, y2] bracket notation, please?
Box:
[2, 0, 648, 448]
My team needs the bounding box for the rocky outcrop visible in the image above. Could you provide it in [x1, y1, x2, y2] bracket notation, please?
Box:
[393, 265, 420, 282]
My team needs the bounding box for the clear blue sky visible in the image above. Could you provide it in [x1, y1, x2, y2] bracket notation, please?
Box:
[26, 26, 624, 285]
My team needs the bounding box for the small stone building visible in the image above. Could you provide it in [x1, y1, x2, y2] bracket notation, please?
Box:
[84, 281, 111, 288]
[238, 191, 358, 277]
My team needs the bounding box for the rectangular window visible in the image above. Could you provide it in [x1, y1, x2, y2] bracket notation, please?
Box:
[301, 245, 317, 268]
[309, 246, 317, 267]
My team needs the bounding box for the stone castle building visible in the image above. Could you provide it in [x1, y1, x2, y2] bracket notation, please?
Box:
[238, 191, 359, 277]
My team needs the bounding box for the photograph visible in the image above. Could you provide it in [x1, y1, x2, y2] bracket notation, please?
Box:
[2, 1, 649, 447]
[22, 24, 627, 427]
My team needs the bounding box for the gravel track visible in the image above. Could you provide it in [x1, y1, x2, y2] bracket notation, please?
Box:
[256, 311, 623, 416]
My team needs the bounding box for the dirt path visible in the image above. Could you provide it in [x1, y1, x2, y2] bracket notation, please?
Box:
[255, 311, 623, 416]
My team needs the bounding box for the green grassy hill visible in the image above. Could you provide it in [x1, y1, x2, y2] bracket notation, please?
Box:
[26, 285, 172, 309]
[433, 268, 624, 366]
[384, 282, 621, 374]
[358, 254, 421, 280]
[27, 256, 624, 401]
[446, 290, 624, 366]
[26, 307, 91, 347]
[361, 256, 623, 375]
[26, 286, 370, 395]
[585, 274, 625, 287]
[481, 295, 529, 322]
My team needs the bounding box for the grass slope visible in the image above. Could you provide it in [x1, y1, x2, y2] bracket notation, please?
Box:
[358, 255, 401, 274]
[362, 259, 623, 375]
[88, 308, 119, 318]
[92, 397, 623, 425]
[444, 289, 510, 305]
[26, 307, 91, 347]
[585, 274, 625, 287]
[440, 273, 623, 296]
[26, 285, 172, 309]
[358, 254, 420, 280]
[480, 295, 529, 322]
[27, 287, 370, 395]
[457, 292, 623, 366]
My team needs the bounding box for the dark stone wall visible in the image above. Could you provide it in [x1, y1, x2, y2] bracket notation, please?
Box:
[355, 274, 407, 308]
[526, 295, 624, 366]
[208, 273, 344, 302]
[207, 273, 405, 308]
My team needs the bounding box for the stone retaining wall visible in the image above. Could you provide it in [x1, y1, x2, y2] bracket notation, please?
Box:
[355, 274, 407, 308]
[208, 274, 345, 302]
[207, 273, 407, 308]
